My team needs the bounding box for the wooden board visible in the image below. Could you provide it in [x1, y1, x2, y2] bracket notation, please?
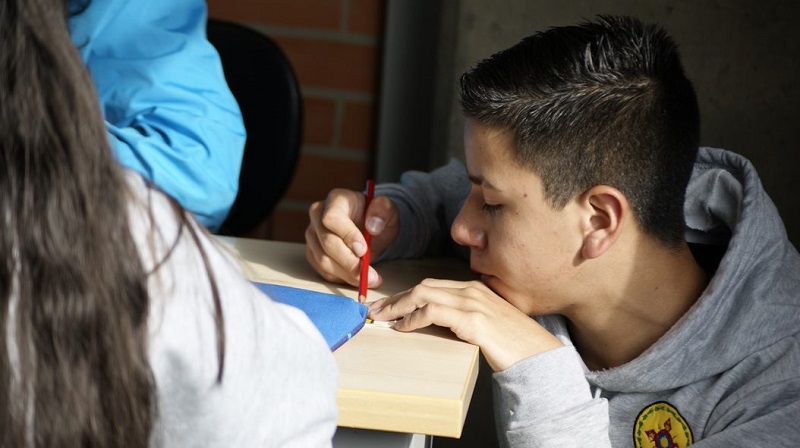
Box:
[217, 237, 480, 438]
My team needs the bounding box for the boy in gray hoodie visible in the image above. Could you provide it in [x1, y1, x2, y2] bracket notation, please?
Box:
[305, 15, 800, 447]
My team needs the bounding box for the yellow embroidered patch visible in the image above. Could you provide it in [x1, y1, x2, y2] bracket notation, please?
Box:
[633, 401, 693, 448]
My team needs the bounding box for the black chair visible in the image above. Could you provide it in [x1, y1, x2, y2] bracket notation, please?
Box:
[208, 19, 303, 236]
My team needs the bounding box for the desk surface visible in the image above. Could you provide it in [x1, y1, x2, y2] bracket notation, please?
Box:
[217, 237, 480, 438]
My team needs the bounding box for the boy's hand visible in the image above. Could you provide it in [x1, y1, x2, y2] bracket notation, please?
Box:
[305, 188, 399, 287]
[368, 278, 563, 372]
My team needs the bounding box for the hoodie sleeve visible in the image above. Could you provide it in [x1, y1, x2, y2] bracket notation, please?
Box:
[375, 159, 471, 261]
[493, 346, 611, 448]
[69, 0, 246, 231]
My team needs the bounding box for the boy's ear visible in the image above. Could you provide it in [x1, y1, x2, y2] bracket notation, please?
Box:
[579, 185, 628, 259]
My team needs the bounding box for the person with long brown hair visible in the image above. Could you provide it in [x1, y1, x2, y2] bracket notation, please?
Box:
[0, 1, 337, 446]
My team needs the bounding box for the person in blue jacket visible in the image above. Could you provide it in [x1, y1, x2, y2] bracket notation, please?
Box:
[68, 0, 246, 230]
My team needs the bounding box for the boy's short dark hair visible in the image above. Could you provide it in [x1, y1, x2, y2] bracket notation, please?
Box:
[460, 15, 699, 247]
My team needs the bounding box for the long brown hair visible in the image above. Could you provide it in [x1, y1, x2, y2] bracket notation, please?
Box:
[0, 0, 223, 446]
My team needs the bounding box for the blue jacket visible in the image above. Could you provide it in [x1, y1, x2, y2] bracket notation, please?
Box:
[69, 0, 246, 230]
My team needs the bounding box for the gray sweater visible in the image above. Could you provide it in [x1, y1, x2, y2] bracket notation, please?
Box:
[127, 174, 339, 447]
[376, 147, 800, 447]
[6, 174, 338, 446]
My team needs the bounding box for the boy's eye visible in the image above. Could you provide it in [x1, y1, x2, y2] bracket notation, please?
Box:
[481, 203, 502, 215]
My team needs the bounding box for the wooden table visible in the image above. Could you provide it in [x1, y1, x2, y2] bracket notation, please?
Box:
[217, 237, 480, 439]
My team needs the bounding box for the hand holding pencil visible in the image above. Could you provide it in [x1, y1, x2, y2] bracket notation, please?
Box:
[305, 180, 401, 289]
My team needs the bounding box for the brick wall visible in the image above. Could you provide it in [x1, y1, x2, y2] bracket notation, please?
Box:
[207, 0, 385, 242]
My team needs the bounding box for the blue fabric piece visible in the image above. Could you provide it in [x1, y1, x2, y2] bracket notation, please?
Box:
[253, 282, 368, 351]
[68, 0, 246, 230]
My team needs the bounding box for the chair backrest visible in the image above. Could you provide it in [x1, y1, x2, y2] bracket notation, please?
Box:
[208, 19, 303, 236]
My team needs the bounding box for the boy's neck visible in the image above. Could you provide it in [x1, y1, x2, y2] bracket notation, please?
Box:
[567, 239, 708, 371]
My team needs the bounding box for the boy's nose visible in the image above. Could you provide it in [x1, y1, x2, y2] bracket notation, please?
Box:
[451, 200, 486, 250]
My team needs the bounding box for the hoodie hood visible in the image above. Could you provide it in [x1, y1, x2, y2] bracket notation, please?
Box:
[545, 147, 800, 392]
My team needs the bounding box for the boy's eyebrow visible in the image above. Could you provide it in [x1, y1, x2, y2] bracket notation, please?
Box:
[467, 173, 500, 191]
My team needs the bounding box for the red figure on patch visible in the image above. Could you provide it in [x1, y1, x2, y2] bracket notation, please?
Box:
[646, 418, 678, 448]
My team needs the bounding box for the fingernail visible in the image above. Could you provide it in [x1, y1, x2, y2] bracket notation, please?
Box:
[352, 241, 365, 256]
[366, 216, 385, 233]
[368, 268, 379, 285]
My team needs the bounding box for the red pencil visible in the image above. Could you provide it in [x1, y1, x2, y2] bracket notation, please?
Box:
[358, 179, 375, 303]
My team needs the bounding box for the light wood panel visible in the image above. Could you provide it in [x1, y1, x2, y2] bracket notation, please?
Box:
[217, 237, 480, 438]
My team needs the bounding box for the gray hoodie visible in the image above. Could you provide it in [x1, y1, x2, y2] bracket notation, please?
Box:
[376, 147, 800, 447]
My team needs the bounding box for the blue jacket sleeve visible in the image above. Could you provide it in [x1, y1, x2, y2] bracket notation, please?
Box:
[68, 0, 246, 230]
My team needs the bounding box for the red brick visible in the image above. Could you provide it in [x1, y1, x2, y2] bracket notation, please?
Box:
[303, 97, 336, 145]
[339, 100, 376, 151]
[284, 154, 369, 202]
[208, 0, 342, 30]
[348, 0, 385, 35]
[269, 208, 311, 243]
[274, 37, 379, 91]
